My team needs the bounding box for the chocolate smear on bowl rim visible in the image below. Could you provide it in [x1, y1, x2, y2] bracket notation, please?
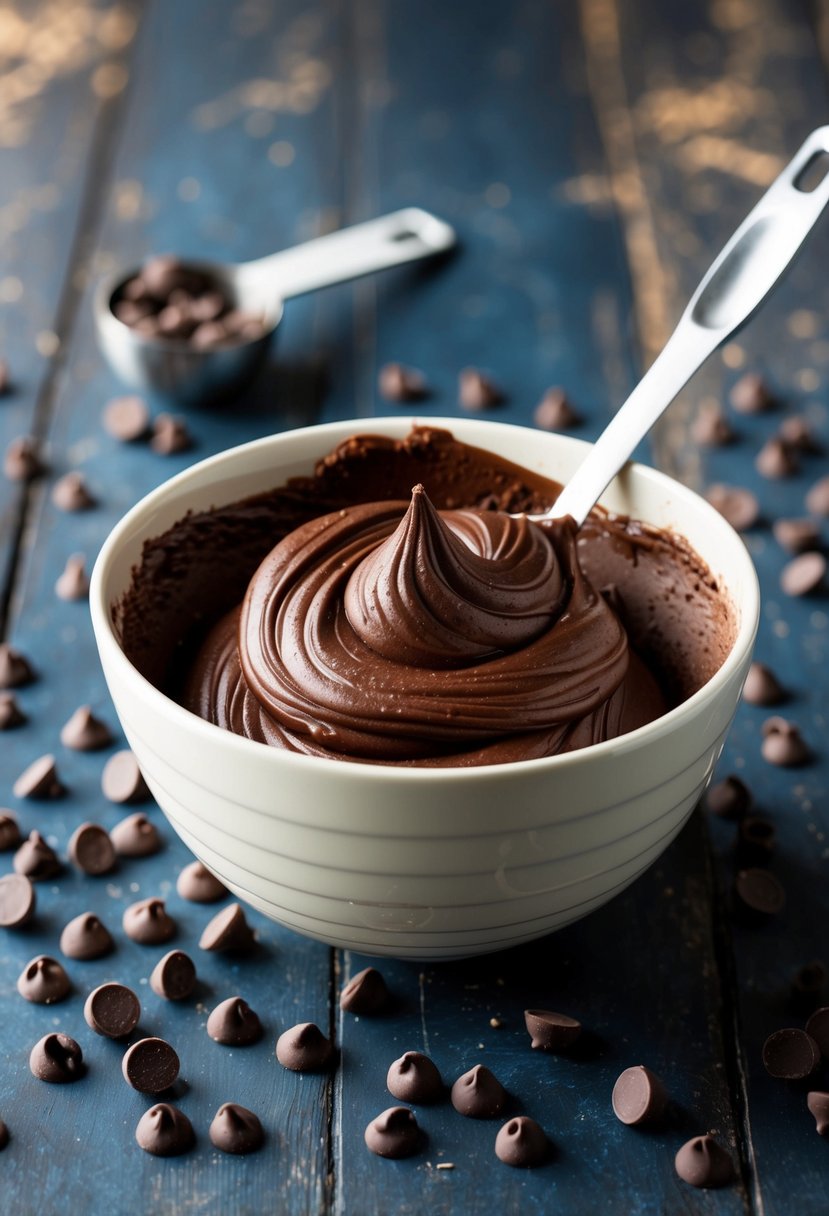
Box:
[210, 1103, 264, 1154]
[340, 966, 391, 1015]
[806, 474, 829, 516]
[122, 1037, 180, 1093]
[524, 1008, 582, 1052]
[123, 897, 176, 945]
[386, 1051, 443, 1104]
[805, 1006, 829, 1059]
[704, 483, 760, 531]
[176, 859, 226, 902]
[0, 873, 36, 927]
[705, 774, 752, 819]
[199, 902, 254, 952]
[733, 867, 786, 921]
[60, 911, 114, 960]
[674, 1135, 734, 1188]
[378, 362, 429, 403]
[450, 1064, 506, 1118]
[14, 831, 61, 880]
[275, 1022, 334, 1072]
[0, 692, 26, 729]
[68, 822, 117, 876]
[780, 551, 826, 597]
[102, 395, 150, 442]
[533, 387, 582, 431]
[761, 717, 811, 766]
[206, 996, 262, 1046]
[0, 810, 21, 850]
[4, 435, 45, 481]
[743, 662, 786, 706]
[495, 1115, 549, 1167]
[60, 705, 113, 751]
[0, 643, 35, 688]
[136, 1103, 194, 1157]
[84, 982, 141, 1039]
[150, 950, 197, 1001]
[102, 749, 151, 804]
[611, 1065, 668, 1126]
[51, 471, 96, 512]
[761, 1028, 821, 1081]
[110, 812, 162, 857]
[773, 517, 821, 554]
[755, 437, 798, 479]
[729, 372, 774, 414]
[29, 1033, 85, 1084]
[17, 955, 70, 1004]
[807, 1092, 829, 1135]
[458, 367, 503, 409]
[364, 1106, 421, 1158]
[13, 755, 63, 800]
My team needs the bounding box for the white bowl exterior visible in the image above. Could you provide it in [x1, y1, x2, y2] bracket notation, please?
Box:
[91, 417, 759, 958]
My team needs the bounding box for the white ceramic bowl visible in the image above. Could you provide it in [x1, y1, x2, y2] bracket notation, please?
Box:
[91, 417, 760, 959]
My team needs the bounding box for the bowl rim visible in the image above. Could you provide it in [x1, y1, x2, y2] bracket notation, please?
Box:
[90, 414, 761, 785]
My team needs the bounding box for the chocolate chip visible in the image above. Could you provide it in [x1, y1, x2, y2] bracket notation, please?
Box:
[806, 475, 829, 517]
[102, 395, 150, 442]
[14, 831, 61, 880]
[0, 692, 26, 729]
[209, 1103, 264, 1154]
[780, 551, 826, 597]
[762, 1028, 820, 1081]
[524, 1008, 582, 1052]
[84, 982, 141, 1039]
[495, 1116, 549, 1167]
[68, 822, 117, 876]
[706, 774, 752, 819]
[113, 299, 153, 326]
[4, 436, 45, 481]
[364, 1107, 421, 1158]
[135, 1103, 194, 1157]
[60, 705, 112, 751]
[123, 897, 176, 945]
[0, 873, 36, 926]
[674, 1135, 734, 1188]
[743, 662, 786, 706]
[207, 996, 262, 1046]
[190, 291, 226, 323]
[733, 867, 786, 920]
[0, 643, 35, 688]
[13, 754, 63, 799]
[222, 309, 266, 342]
[199, 902, 254, 952]
[691, 403, 734, 446]
[0, 358, 10, 395]
[611, 1065, 668, 1126]
[0, 1119, 8, 1150]
[60, 911, 114, 960]
[805, 1007, 829, 1059]
[141, 254, 204, 299]
[779, 415, 821, 453]
[176, 859, 226, 903]
[459, 367, 503, 410]
[791, 962, 827, 1013]
[0, 810, 21, 850]
[191, 321, 228, 349]
[29, 1033, 85, 1083]
[450, 1065, 506, 1118]
[533, 387, 581, 431]
[55, 553, 89, 601]
[386, 1051, 443, 1104]
[340, 966, 390, 1015]
[150, 950, 197, 1001]
[761, 716, 811, 766]
[736, 816, 776, 866]
[151, 414, 192, 455]
[110, 812, 162, 857]
[730, 372, 774, 414]
[101, 749, 151, 804]
[705, 483, 760, 531]
[773, 517, 821, 554]
[133, 315, 161, 338]
[756, 437, 798, 479]
[122, 1036, 180, 1093]
[275, 1022, 334, 1072]
[156, 305, 195, 339]
[51, 471, 96, 512]
[378, 362, 429, 402]
[807, 1092, 829, 1135]
[17, 955, 70, 1004]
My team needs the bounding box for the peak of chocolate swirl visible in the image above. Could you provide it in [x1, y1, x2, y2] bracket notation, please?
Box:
[185, 487, 665, 765]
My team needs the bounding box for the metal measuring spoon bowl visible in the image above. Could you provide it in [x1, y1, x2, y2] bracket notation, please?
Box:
[94, 208, 456, 408]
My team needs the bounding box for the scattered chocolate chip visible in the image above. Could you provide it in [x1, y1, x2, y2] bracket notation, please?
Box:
[378, 362, 429, 402]
[0, 810, 21, 850]
[756, 437, 798, 479]
[102, 395, 150, 442]
[68, 822, 117, 876]
[805, 1007, 829, 1059]
[135, 1103, 194, 1156]
[17, 955, 70, 1004]
[0, 643, 35, 688]
[524, 1008, 582, 1052]
[733, 867, 786, 920]
[199, 902, 254, 952]
[674, 1135, 734, 1188]
[743, 662, 786, 706]
[0, 1119, 8, 1150]
[176, 859, 227, 903]
[386, 1052, 443, 1104]
[150, 950, 197, 1001]
[123, 897, 176, 945]
[705, 774, 752, 819]
[60, 705, 113, 751]
[807, 1092, 829, 1135]
[209, 1103, 264, 1154]
[364, 1107, 421, 1158]
[762, 1028, 820, 1081]
[533, 387, 581, 431]
[4, 436, 44, 481]
[780, 551, 826, 597]
[151, 413, 192, 455]
[0, 873, 36, 927]
[29, 1033, 85, 1084]
[101, 749, 151, 804]
[275, 1022, 334, 1072]
[340, 967, 390, 1015]
[51, 471, 96, 512]
[806, 475, 829, 517]
[55, 553, 89, 601]
[791, 962, 827, 1013]
[207, 996, 262, 1046]
[14, 831, 61, 880]
[450, 1065, 506, 1118]
[705, 484, 760, 531]
[495, 1115, 549, 1167]
[736, 816, 776, 866]
[730, 372, 774, 414]
[691, 403, 734, 446]
[0, 692, 26, 729]
[0, 358, 9, 395]
[773, 517, 821, 554]
[59, 911, 114, 960]
[13, 754, 63, 799]
[611, 1065, 668, 1126]
[761, 717, 811, 766]
[122, 1037, 180, 1093]
[459, 367, 503, 410]
[110, 812, 162, 857]
[84, 982, 141, 1039]
[779, 415, 821, 453]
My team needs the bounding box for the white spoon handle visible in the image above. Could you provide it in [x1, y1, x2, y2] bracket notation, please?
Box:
[552, 125, 829, 527]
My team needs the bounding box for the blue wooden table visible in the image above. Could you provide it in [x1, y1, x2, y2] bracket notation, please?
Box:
[1, 1, 829, 1212]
